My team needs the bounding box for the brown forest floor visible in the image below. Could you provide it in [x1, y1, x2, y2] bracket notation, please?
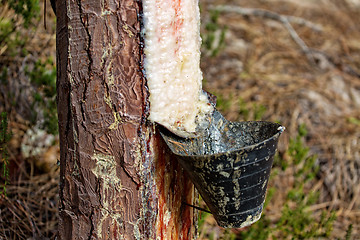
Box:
[1, 0, 359, 239]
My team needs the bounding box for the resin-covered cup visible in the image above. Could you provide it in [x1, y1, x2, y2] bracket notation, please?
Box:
[161, 110, 284, 228]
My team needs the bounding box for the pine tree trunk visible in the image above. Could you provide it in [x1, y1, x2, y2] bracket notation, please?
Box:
[56, 0, 197, 239]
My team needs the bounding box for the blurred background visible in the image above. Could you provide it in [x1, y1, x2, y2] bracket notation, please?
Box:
[0, 0, 359, 239]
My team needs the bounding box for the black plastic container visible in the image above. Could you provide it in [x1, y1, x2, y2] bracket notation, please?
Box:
[161, 110, 284, 228]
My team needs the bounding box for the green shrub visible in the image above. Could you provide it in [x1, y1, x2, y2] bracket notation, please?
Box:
[1, 1, 57, 135]
[6, 0, 40, 28]
[202, 10, 227, 57]
[26, 58, 58, 134]
[0, 0, 40, 56]
[348, 117, 360, 126]
[0, 112, 12, 196]
[345, 224, 353, 240]
[215, 92, 232, 112]
[238, 97, 266, 121]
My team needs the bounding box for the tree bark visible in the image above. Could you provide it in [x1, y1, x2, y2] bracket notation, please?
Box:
[56, 0, 197, 239]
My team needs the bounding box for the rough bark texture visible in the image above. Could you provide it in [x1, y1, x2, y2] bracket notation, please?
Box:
[56, 0, 197, 239]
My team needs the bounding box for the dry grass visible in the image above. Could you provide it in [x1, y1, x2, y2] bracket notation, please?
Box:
[0, 169, 59, 239]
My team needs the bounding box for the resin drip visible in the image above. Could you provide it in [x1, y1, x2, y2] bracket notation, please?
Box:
[142, 0, 212, 135]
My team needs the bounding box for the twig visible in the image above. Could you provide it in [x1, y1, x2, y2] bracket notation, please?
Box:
[212, 5, 323, 31]
[16, 200, 40, 237]
[182, 202, 212, 214]
[212, 5, 320, 63]
[345, 185, 360, 215]
[304, 201, 332, 212]
[284, 15, 323, 32]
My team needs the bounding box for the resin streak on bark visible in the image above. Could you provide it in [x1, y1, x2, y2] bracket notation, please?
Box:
[151, 132, 196, 239]
[57, 0, 196, 239]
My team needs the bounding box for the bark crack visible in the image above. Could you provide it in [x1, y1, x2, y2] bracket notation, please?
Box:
[76, 0, 93, 81]
[88, 209, 95, 240]
[76, 0, 93, 130]
[121, 163, 140, 185]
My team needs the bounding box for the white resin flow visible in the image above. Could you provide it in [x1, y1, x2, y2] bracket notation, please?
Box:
[142, 0, 213, 137]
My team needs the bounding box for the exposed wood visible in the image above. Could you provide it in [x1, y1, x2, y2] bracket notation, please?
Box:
[56, 0, 197, 238]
